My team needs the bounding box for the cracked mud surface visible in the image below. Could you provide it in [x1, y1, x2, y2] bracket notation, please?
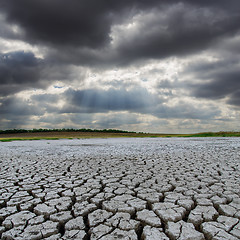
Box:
[0, 137, 240, 239]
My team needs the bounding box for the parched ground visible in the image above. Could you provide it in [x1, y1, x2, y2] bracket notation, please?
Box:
[0, 137, 240, 239]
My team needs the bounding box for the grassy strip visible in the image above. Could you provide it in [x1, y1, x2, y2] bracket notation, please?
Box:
[0, 131, 239, 142]
[182, 131, 240, 138]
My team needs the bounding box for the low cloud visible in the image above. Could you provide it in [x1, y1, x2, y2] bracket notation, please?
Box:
[62, 87, 159, 113]
[0, 96, 43, 116]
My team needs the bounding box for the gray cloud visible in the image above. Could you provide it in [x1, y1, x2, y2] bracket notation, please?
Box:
[60, 88, 221, 121]
[45, 2, 240, 67]
[31, 93, 59, 103]
[227, 91, 240, 106]
[0, 94, 61, 129]
[192, 72, 240, 100]
[0, 51, 44, 96]
[0, 0, 160, 48]
[62, 87, 159, 113]
[30, 93, 61, 113]
[0, 51, 41, 84]
[0, 0, 113, 48]
[0, 51, 84, 96]
[71, 112, 142, 130]
[0, 13, 20, 40]
[184, 57, 240, 107]
[152, 102, 221, 120]
[0, 87, 223, 130]
[0, 96, 43, 115]
[114, 3, 240, 65]
[1, 1, 240, 66]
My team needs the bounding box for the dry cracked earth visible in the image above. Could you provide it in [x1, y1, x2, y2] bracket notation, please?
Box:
[0, 137, 240, 240]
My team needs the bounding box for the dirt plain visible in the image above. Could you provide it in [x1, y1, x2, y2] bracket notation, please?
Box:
[0, 131, 164, 140]
[0, 137, 240, 239]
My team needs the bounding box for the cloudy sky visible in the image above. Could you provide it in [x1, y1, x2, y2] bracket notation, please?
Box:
[0, 0, 240, 133]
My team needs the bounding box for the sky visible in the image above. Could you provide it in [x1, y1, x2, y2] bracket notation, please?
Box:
[0, 0, 240, 133]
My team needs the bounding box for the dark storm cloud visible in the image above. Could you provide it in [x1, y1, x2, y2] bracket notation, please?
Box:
[227, 91, 240, 106]
[0, 51, 43, 95]
[47, 1, 240, 66]
[0, 0, 148, 48]
[185, 58, 240, 107]
[192, 71, 240, 100]
[0, 13, 19, 40]
[1, 1, 240, 66]
[0, 50, 81, 96]
[115, 4, 240, 64]
[1, 0, 109, 48]
[0, 51, 40, 84]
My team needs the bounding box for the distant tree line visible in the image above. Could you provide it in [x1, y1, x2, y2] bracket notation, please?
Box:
[0, 128, 136, 134]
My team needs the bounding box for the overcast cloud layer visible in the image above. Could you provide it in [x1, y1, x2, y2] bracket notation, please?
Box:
[0, 0, 240, 133]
